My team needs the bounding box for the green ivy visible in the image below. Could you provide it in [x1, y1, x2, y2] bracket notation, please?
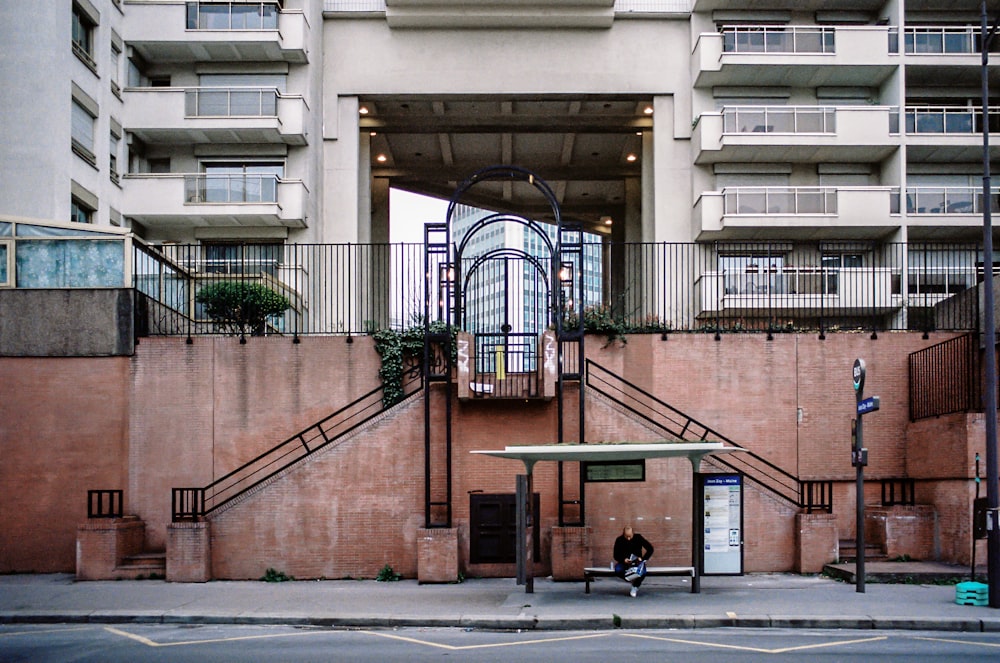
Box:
[372, 320, 456, 408]
[195, 281, 290, 337]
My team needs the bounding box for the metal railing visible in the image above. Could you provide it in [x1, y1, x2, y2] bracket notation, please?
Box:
[723, 187, 837, 215]
[471, 332, 539, 398]
[87, 490, 123, 518]
[185, 1, 280, 30]
[183, 174, 279, 204]
[905, 106, 1000, 134]
[903, 26, 1000, 55]
[134, 240, 986, 338]
[722, 106, 836, 134]
[172, 366, 423, 521]
[184, 87, 279, 117]
[906, 187, 1000, 215]
[721, 26, 835, 54]
[585, 359, 831, 512]
[909, 332, 982, 421]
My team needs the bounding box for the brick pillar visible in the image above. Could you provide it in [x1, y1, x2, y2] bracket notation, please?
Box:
[166, 520, 211, 582]
[417, 527, 458, 583]
[76, 516, 144, 580]
[795, 512, 838, 574]
[550, 525, 592, 581]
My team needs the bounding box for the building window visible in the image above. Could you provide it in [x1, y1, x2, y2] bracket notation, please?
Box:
[72, 3, 97, 71]
[0, 239, 12, 287]
[71, 99, 97, 166]
[109, 133, 120, 184]
[110, 43, 122, 97]
[71, 196, 95, 224]
[201, 242, 283, 275]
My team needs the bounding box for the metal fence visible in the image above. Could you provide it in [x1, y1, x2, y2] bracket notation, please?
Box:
[133, 240, 985, 338]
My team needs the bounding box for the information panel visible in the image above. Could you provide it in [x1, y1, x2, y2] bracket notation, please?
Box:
[699, 473, 743, 575]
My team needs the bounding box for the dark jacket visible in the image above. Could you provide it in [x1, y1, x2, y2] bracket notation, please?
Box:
[613, 533, 654, 565]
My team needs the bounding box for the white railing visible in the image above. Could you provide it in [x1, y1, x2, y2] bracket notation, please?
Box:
[184, 174, 280, 204]
[721, 26, 836, 54]
[723, 187, 837, 215]
[186, 1, 280, 30]
[903, 26, 984, 55]
[184, 87, 280, 117]
[906, 187, 1000, 215]
[722, 106, 836, 134]
[904, 106, 1000, 134]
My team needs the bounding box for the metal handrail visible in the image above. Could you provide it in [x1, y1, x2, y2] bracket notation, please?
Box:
[721, 106, 836, 134]
[584, 359, 828, 510]
[171, 367, 423, 521]
[721, 25, 836, 54]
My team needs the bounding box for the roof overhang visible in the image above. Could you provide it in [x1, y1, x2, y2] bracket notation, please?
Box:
[471, 442, 746, 470]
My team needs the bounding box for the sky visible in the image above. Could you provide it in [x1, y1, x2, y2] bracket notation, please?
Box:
[389, 188, 449, 244]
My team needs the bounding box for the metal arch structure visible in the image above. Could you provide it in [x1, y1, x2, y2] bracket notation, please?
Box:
[421, 165, 587, 530]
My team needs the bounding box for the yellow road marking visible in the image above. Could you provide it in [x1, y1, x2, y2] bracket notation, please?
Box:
[103, 626, 331, 648]
[623, 633, 888, 654]
[0, 626, 92, 638]
[361, 630, 612, 651]
[913, 636, 1000, 649]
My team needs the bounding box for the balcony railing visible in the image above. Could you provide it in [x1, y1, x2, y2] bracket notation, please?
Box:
[185, 87, 279, 117]
[723, 187, 837, 215]
[184, 174, 279, 204]
[903, 26, 1000, 55]
[721, 26, 835, 54]
[186, 1, 280, 30]
[722, 106, 836, 134]
[905, 106, 1000, 134]
[906, 186, 1000, 215]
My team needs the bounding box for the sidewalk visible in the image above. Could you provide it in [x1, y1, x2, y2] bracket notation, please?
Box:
[2, 570, 999, 632]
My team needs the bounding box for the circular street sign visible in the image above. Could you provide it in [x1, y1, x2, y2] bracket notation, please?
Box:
[853, 358, 866, 392]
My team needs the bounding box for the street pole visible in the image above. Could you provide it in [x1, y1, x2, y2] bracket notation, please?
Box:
[852, 359, 877, 593]
[981, 0, 1000, 609]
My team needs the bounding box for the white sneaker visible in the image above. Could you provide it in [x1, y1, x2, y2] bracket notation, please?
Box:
[630, 586, 638, 598]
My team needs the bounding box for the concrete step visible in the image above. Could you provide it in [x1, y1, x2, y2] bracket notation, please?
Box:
[115, 551, 166, 579]
[119, 551, 165, 567]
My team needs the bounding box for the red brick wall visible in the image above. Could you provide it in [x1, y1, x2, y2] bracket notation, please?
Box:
[1, 330, 984, 575]
[0, 357, 129, 572]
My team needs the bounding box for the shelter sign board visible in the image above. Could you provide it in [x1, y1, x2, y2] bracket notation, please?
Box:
[699, 473, 744, 575]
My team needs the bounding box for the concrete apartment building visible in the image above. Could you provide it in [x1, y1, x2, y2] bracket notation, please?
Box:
[0, 1, 997, 582]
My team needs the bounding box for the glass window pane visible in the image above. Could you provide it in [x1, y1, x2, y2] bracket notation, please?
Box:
[16, 240, 123, 287]
[71, 101, 94, 150]
[0, 244, 8, 284]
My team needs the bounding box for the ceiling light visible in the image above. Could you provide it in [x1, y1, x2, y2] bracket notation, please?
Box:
[626, 154, 637, 162]
[643, 106, 653, 115]
[376, 154, 387, 162]
[602, 216, 613, 226]
[370, 131, 377, 136]
[359, 106, 369, 115]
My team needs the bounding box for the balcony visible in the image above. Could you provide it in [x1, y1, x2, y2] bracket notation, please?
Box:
[905, 106, 1000, 162]
[694, 106, 898, 164]
[122, 174, 308, 228]
[694, 187, 897, 240]
[902, 26, 1000, 57]
[125, 1, 308, 63]
[123, 87, 308, 145]
[694, 26, 897, 88]
[696, 266, 898, 318]
[905, 186, 1000, 239]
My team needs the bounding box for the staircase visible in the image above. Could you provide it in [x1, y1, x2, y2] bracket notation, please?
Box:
[584, 359, 832, 512]
[172, 367, 424, 520]
[115, 551, 166, 579]
[838, 539, 887, 563]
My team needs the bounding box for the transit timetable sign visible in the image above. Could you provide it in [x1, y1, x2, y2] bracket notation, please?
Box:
[699, 474, 743, 575]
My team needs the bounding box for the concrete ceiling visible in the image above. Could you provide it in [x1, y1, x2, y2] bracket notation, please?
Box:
[359, 96, 652, 232]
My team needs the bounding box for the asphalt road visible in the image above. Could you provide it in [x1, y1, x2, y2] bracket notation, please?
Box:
[3, 625, 1000, 662]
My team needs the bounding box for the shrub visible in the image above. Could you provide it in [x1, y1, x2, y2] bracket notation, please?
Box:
[195, 281, 290, 337]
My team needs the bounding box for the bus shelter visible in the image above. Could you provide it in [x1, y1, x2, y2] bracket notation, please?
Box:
[470, 442, 747, 593]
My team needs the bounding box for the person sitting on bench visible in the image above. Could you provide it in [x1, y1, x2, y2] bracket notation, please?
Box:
[613, 525, 654, 597]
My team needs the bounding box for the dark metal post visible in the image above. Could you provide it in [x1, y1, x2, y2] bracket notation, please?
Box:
[981, 0, 1000, 609]
[855, 404, 866, 594]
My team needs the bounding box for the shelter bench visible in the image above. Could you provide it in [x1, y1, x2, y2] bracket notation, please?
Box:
[583, 566, 698, 594]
